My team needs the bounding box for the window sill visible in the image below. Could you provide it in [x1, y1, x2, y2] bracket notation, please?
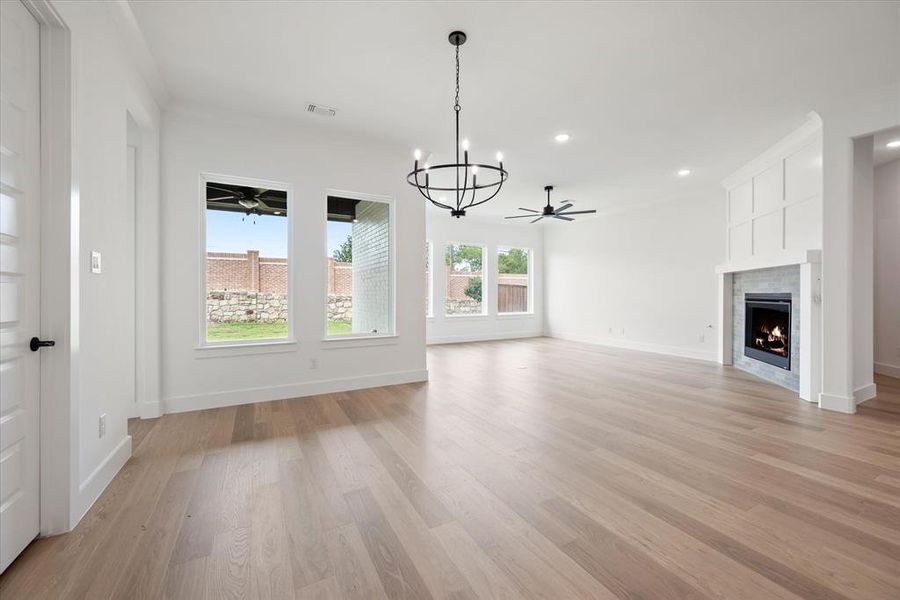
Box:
[195, 339, 298, 358]
[497, 312, 536, 319]
[321, 334, 399, 349]
[444, 313, 490, 320]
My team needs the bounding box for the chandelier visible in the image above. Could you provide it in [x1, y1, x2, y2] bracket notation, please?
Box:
[407, 31, 508, 218]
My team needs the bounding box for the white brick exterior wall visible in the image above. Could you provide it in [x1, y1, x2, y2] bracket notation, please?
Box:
[351, 200, 392, 334]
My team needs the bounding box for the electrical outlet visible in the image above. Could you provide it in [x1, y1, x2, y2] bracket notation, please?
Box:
[608, 327, 613, 334]
[620, 327, 625, 335]
[99, 413, 106, 438]
[699, 333, 705, 343]
[310, 358, 318, 370]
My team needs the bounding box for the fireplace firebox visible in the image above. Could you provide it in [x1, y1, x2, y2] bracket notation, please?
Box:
[744, 293, 791, 370]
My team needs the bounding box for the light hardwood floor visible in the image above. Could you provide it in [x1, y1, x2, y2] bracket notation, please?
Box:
[2, 337, 900, 599]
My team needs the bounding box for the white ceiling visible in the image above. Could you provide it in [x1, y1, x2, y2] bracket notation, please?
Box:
[129, 1, 900, 217]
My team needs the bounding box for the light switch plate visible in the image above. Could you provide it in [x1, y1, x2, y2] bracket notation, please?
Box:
[91, 251, 101, 274]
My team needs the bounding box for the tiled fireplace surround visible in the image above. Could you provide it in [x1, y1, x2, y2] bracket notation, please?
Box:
[732, 266, 800, 391]
[716, 251, 822, 403]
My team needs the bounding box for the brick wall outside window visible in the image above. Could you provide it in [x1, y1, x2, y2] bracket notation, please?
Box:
[350, 200, 391, 334]
[207, 251, 352, 295]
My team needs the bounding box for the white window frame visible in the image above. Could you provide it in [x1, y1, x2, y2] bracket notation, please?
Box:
[426, 240, 434, 319]
[444, 242, 489, 318]
[322, 188, 397, 343]
[496, 246, 534, 316]
[196, 172, 296, 353]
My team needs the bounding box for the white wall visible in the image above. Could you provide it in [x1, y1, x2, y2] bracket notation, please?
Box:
[51, 1, 162, 525]
[875, 158, 900, 378]
[426, 213, 543, 344]
[544, 195, 725, 361]
[160, 105, 426, 412]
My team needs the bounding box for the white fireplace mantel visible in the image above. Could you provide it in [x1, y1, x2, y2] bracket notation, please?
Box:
[716, 249, 822, 404]
[715, 249, 821, 275]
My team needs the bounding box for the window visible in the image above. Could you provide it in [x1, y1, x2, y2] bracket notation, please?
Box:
[445, 243, 486, 316]
[203, 177, 290, 344]
[497, 246, 531, 314]
[326, 193, 394, 337]
[426, 241, 433, 317]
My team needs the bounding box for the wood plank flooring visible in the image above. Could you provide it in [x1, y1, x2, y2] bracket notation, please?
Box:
[2, 337, 899, 599]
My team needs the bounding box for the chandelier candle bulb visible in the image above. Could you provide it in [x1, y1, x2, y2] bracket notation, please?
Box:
[414, 149, 422, 160]
[462, 138, 470, 151]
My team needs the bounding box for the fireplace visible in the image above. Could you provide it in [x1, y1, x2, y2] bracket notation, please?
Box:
[744, 293, 791, 370]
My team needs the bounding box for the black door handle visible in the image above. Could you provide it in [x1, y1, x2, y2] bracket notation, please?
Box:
[30, 337, 55, 352]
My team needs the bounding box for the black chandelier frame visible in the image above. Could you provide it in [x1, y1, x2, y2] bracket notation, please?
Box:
[406, 31, 508, 218]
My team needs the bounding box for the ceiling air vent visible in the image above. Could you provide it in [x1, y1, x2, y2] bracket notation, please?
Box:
[305, 103, 336, 117]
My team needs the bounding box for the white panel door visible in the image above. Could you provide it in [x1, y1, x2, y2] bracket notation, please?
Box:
[0, 0, 40, 574]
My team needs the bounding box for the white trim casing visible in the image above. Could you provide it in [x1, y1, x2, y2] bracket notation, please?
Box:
[426, 240, 434, 318]
[27, 0, 75, 536]
[198, 172, 295, 350]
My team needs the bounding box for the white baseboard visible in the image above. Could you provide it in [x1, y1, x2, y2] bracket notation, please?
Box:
[138, 400, 161, 419]
[854, 383, 877, 404]
[74, 435, 132, 526]
[164, 368, 429, 414]
[875, 362, 900, 378]
[427, 331, 543, 345]
[546, 330, 717, 363]
[818, 392, 856, 414]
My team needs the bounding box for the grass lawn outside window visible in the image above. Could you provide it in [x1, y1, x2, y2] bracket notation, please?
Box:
[206, 320, 352, 341]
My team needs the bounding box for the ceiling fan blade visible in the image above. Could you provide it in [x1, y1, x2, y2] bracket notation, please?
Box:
[518, 207, 540, 213]
[505, 214, 537, 219]
[207, 195, 239, 201]
[530, 216, 544, 223]
[553, 215, 574, 221]
[555, 203, 573, 213]
[556, 210, 597, 216]
[208, 184, 242, 197]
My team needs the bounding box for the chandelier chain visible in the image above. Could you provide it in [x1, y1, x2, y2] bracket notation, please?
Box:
[454, 44, 460, 112]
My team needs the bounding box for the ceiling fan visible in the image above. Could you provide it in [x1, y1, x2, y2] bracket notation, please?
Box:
[504, 185, 596, 223]
[206, 184, 287, 218]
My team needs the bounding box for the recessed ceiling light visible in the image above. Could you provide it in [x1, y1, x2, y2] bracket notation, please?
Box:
[677, 169, 691, 177]
[887, 140, 900, 148]
[554, 133, 570, 143]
